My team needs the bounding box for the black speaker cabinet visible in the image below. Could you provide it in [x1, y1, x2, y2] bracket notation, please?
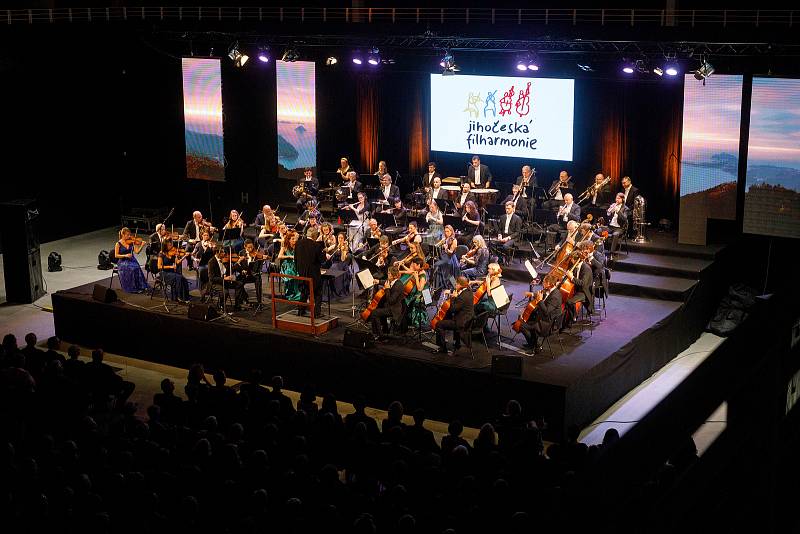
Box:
[491, 354, 522, 377]
[1, 199, 44, 303]
[188, 302, 219, 321]
[343, 328, 374, 350]
[92, 284, 118, 303]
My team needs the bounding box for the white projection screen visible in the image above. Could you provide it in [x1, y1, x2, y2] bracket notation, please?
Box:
[430, 74, 574, 161]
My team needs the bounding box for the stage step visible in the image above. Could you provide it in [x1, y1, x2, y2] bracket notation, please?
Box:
[612, 252, 713, 279]
[625, 237, 723, 261]
[609, 271, 698, 302]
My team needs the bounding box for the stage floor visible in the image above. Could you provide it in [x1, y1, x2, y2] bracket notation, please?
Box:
[53, 266, 692, 439]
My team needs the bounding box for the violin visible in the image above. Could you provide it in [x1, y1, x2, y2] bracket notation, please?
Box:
[165, 247, 191, 259]
[218, 252, 242, 263]
[122, 236, 145, 247]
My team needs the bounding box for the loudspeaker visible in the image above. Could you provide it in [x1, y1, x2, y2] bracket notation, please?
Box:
[92, 284, 118, 303]
[343, 328, 374, 349]
[1, 200, 45, 303]
[188, 302, 219, 321]
[491, 354, 522, 376]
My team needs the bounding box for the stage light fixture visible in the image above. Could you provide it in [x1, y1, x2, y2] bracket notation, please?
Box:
[694, 59, 715, 81]
[653, 66, 664, 76]
[257, 46, 270, 63]
[367, 47, 380, 66]
[281, 47, 300, 62]
[352, 51, 363, 65]
[228, 42, 249, 67]
[665, 66, 679, 76]
[516, 61, 528, 71]
[526, 53, 540, 71]
[622, 64, 634, 74]
[326, 56, 338, 66]
[577, 63, 594, 72]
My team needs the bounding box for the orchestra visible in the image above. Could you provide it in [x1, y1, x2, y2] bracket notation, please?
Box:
[112, 159, 644, 353]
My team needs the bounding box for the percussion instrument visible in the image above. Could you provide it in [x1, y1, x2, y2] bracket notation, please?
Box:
[441, 185, 461, 201]
[471, 188, 499, 208]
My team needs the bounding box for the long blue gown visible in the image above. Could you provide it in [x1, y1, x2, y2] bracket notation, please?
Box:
[116, 242, 149, 293]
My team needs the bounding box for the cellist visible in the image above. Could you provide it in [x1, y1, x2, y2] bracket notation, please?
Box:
[369, 266, 406, 338]
[517, 274, 563, 354]
[563, 240, 595, 327]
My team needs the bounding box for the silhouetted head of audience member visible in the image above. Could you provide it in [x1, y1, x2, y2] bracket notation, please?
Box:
[67, 345, 80, 360]
[161, 378, 175, 395]
[271, 375, 284, 392]
[212, 369, 227, 387]
[91, 349, 104, 364]
[602, 428, 620, 448]
[448, 419, 464, 437]
[412, 408, 426, 427]
[47, 336, 60, 351]
[3, 333, 18, 353]
[24, 332, 37, 348]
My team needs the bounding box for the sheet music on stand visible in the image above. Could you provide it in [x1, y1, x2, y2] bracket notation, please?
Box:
[524, 260, 538, 280]
[356, 267, 375, 290]
[490, 284, 510, 308]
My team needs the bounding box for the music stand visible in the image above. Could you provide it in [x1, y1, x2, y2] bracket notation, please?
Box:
[212, 226, 242, 323]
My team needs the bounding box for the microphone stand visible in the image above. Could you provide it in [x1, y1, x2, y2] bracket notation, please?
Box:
[347, 206, 370, 318]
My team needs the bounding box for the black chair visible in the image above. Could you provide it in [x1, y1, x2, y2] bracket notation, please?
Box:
[465, 311, 491, 358]
[541, 312, 565, 356]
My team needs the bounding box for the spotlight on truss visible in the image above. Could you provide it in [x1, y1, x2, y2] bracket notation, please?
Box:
[440, 50, 459, 76]
[228, 42, 249, 67]
[367, 47, 381, 66]
[281, 47, 300, 62]
[693, 59, 715, 82]
[325, 56, 338, 66]
[257, 46, 270, 63]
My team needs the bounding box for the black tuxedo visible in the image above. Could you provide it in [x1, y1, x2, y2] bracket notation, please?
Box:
[182, 220, 204, 241]
[466, 164, 493, 186]
[423, 171, 442, 189]
[519, 287, 562, 347]
[589, 185, 613, 207]
[294, 236, 326, 315]
[622, 185, 640, 210]
[300, 176, 320, 194]
[565, 262, 594, 324]
[548, 179, 575, 198]
[370, 278, 407, 334]
[455, 192, 476, 213]
[497, 213, 523, 238]
[515, 174, 537, 196]
[436, 287, 475, 350]
[430, 188, 448, 201]
[501, 194, 528, 218]
[208, 256, 246, 306]
[378, 184, 400, 202]
[556, 202, 581, 227]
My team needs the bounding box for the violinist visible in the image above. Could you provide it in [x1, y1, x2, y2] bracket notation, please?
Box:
[328, 233, 353, 297]
[182, 211, 216, 249]
[398, 257, 429, 330]
[319, 222, 337, 266]
[461, 235, 490, 279]
[254, 205, 273, 228]
[114, 227, 149, 293]
[434, 275, 474, 356]
[149, 224, 169, 255]
[517, 275, 562, 353]
[563, 241, 595, 327]
[157, 239, 190, 302]
[257, 212, 280, 251]
[394, 221, 422, 250]
[395, 241, 425, 270]
[222, 210, 245, 251]
[433, 225, 461, 289]
[209, 246, 247, 310]
[369, 265, 406, 337]
[365, 218, 382, 241]
[236, 239, 264, 279]
[371, 236, 393, 276]
[191, 229, 216, 268]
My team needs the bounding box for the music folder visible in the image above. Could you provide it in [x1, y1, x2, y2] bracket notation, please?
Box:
[524, 260, 538, 280]
[490, 284, 510, 308]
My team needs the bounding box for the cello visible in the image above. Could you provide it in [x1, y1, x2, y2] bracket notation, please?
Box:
[430, 285, 463, 330]
[360, 273, 415, 321]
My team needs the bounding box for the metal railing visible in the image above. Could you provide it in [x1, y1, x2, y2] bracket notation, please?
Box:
[4, 7, 796, 28]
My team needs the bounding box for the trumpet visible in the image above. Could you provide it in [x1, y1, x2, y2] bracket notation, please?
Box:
[577, 176, 611, 204]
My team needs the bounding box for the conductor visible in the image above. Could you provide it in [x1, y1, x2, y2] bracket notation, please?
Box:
[294, 227, 326, 317]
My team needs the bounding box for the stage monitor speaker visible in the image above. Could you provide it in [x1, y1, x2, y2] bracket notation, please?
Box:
[343, 328, 374, 350]
[491, 354, 522, 376]
[1, 199, 45, 303]
[92, 284, 118, 303]
[188, 302, 219, 321]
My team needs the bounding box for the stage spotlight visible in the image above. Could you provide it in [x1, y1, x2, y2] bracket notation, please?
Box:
[665, 66, 679, 76]
[577, 63, 594, 72]
[227, 42, 249, 67]
[257, 47, 270, 63]
[694, 59, 714, 81]
[367, 47, 380, 66]
[527, 62, 540, 71]
[516, 61, 528, 71]
[281, 47, 300, 62]
[352, 51, 363, 65]
[622, 64, 634, 74]
[653, 67, 664, 76]
[326, 56, 338, 66]
[526, 53, 540, 71]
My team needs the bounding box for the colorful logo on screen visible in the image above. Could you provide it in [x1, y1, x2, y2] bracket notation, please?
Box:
[462, 82, 537, 152]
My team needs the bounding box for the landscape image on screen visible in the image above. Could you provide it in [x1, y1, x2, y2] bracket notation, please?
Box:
[277, 61, 316, 180]
[182, 58, 225, 182]
[678, 75, 743, 244]
[743, 77, 800, 239]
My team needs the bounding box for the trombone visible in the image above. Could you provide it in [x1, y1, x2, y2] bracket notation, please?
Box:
[577, 175, 611, 204]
